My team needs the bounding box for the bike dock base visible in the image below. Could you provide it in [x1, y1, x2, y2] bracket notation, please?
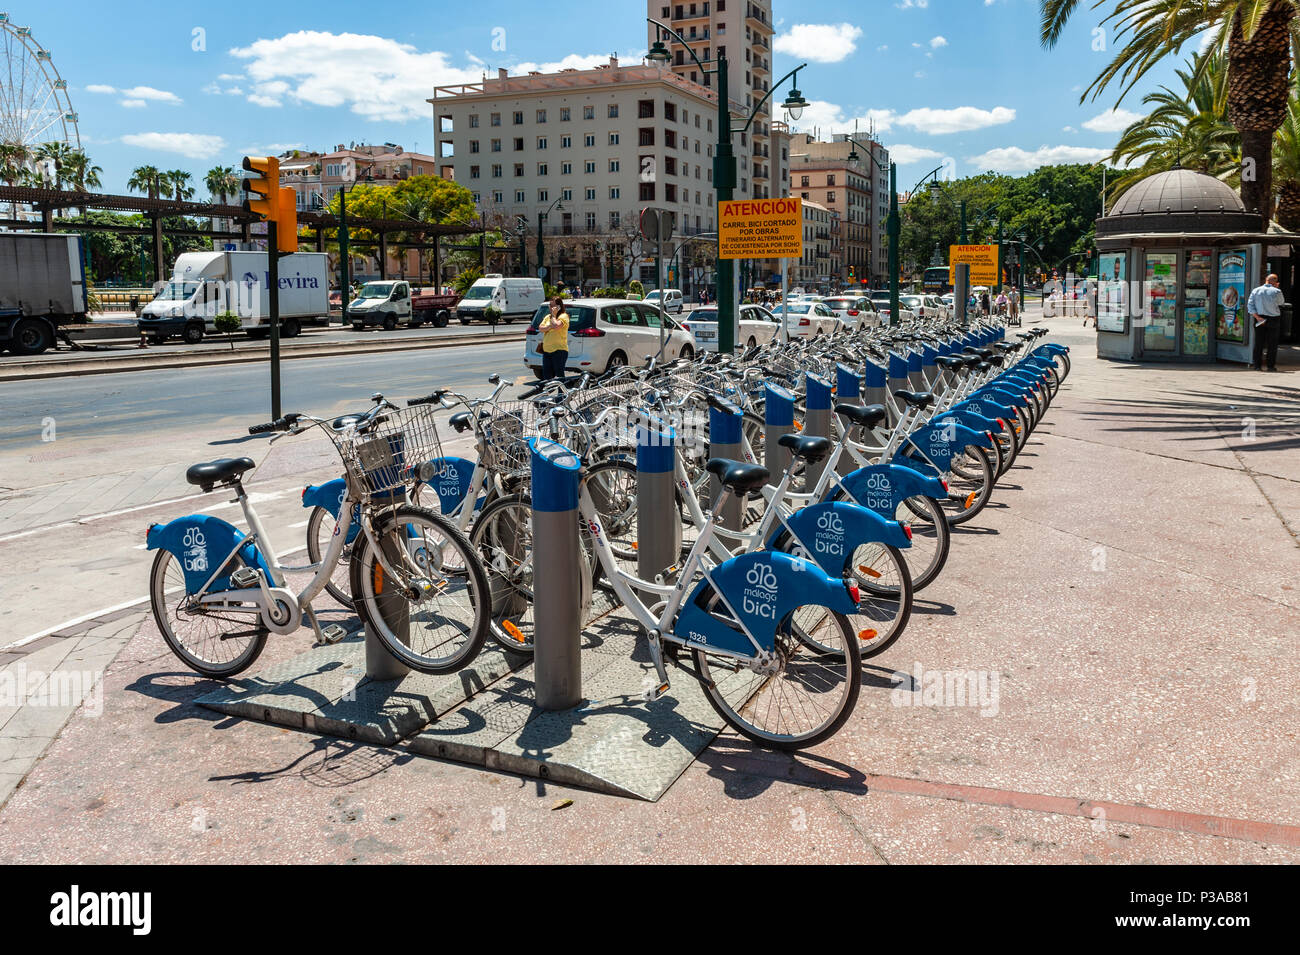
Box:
[194, 606, 727, 801]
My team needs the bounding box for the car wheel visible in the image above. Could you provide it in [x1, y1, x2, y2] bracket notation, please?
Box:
[382, 314, 397, 331]
[9, 318, 53, 355]
[282, 317, 301, 338]
[531, 367, 544, 379]
[458, 315, 471, 325]
[182, 323, 204, 345]
[606, 350, 628, 372]
[679, 345, 694, 360]
[434, 309, 450, 328]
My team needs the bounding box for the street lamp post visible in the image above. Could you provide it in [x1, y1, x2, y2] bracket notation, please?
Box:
[536, 197, 565, 283]
[648, 18, 807, 353]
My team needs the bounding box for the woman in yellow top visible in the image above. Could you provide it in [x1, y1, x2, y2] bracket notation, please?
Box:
[538, 296, 570, 380]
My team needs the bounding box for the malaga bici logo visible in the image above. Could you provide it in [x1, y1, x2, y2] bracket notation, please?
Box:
[746, 563, 778, 592]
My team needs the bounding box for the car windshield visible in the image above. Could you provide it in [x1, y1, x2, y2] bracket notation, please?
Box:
[825, 299, 855, 308]
[156, 281, 199, 301]
[773, 304, 810, 315]
[462, 286, 495, 300]
[689, 309, 718, 323]
[901, 296, 923, 308]
[358, 283, 395, 299]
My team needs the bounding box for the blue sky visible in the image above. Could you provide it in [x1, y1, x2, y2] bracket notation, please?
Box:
[10, 0, 1189, 194]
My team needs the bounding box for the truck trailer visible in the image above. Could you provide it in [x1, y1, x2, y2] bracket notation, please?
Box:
[0, 233, 88, 355]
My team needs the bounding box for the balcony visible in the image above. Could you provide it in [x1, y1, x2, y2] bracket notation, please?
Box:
[746, 3, 773, 32]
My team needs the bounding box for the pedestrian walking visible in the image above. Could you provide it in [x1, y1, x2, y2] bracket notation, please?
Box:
[980, 290, 991, 317]
[1247, 273, 1285, 371]
[1009, 287, 1020, 324]
[538, 296, 570, 380]
[995, 290, 1008, 317]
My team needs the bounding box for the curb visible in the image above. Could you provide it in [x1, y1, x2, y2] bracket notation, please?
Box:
[2, 329, 528, 382]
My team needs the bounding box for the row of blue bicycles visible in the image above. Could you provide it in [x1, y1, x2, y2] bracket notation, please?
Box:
[147, 318, 1068, 750]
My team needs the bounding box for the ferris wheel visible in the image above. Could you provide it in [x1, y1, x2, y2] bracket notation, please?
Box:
[0, 12, 80, 156]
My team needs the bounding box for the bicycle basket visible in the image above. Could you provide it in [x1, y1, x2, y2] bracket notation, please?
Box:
[481, 402, 539, 478]
[340, 405, 444, 497]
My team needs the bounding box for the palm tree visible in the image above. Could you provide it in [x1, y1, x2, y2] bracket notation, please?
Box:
[0, 142, 31, 222]
[60, 149, 102, 216]
[127, 165, 163, 200]
[164, 169, 194, 202]
[1040, 0, 1297, 218]
[1109, 49, 1240, 195]
[1272, 81, 1300, 228]
[204, 166, 240, 206]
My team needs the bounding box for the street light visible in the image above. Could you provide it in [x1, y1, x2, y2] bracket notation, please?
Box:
[647, 16, 808, 354]
[536, 196, 564, 284]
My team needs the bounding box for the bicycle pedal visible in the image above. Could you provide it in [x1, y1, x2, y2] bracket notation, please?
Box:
[318, 624, 348, 645]
[643, 680, 671, 702]
[230, 567, 261, 588]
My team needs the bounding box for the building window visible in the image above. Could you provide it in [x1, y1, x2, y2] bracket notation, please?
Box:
[493, 191, 503, 203]
[513, 111, 524, 124]
[470, 140, 480, 153]
[609, 132, 620, 145]
[491, 139, 501, 152]
[665, 184, 677, 202]
[515, 190, 526, 202]
[827, 174, 836, 186]
[610, 210, 621, 229]
[561, 162, 572, 174]
[560, 107, 571, 121]
[538, 190, 548, 202]
[584, 134, 596, 147]
[664, 157, 677, 176]
[537, 109, 547, 123]
[586, 211, 597, 230]
[583, 105, 595, 119]
[640, 182, 655, 201]
[639, 128, 655, 146]
[537, 137, 547, 149]
[826, 191, 835, 203]
[561, 135, 572, 148]
[514, 164, 524, 176]
[638, 99, 654, 119]
[537, 163, 548, 176]
[469, 114, 480, 128]
[800, 175, 810, 187]
[610, 187, 621, 199]
[470, 166, 480, 179]
[665, 130, 676, 149]
[562, 188, 573, 201]
[471, 192, 480, 203]
[585, 188, 596, 200]
[513, 137, 524, 151]
[609, 159, 620, 173]
[584, 161, 596, 174]
[664, 102, 676, 122]
[490, 112, 501, 126]
[608, 104, 619, 118]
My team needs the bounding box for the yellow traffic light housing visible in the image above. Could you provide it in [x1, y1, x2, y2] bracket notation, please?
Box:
[242, 155, 297, 254]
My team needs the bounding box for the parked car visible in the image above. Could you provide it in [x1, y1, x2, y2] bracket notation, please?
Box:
[643, 288, 685, 314]
[523, 298, 694, 377]
[822, 295, 880, 330]
[680, 304, 782, 351]
[922, 294, 951, 320]
[348, 280, 416, 330]
[455, 274, 545, 325]
[869, 290, 917, 325]
[771, 301, 839, 338]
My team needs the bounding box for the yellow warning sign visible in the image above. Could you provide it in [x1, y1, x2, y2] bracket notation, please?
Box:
[719, 197, 803, 258]
[949, 244, 999, 285]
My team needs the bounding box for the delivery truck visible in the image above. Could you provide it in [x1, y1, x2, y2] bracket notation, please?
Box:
[137, 251, 330, 343]
[0, 233, 88, 355]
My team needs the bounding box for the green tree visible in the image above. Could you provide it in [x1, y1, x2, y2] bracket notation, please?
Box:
[127, 165, 163, 200]
[164, 170, 195, 202]
[0, 143, 31, 222]
[204, 166, 240, 205]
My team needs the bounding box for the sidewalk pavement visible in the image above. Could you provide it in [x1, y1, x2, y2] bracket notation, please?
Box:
[0, 310, 1296, 863]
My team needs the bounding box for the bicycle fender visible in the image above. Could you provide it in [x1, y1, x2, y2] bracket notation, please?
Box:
[145, 514, 271, 595]
[418, 456, 478, 514]
[951, 398, 1011, 425]
[938, 408, 1002, 435]
[674, 551, 856, 657]
[898, 420, 989, 474]
[769, 501, 910, 577]
[302, 479, 362, 545]
[1034, 343, 1068, 356]
[837, 463, 947, 518]
[977, 385, 1029, 408]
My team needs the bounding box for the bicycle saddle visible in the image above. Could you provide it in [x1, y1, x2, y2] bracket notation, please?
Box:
[448, 410, 490, 433]
[186, 457, 254, 490]
[705, 458, 770, 494]
[892, 390, 935, 409]
[834, 402, 888, 429]
[331, 414, 364, 431]
[936, 356, 967, 371]
[777, 433, 832, 463]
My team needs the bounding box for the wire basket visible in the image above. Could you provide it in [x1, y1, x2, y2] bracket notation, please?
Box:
[338, 404, 444, 499]
[480, 401, 542, 478]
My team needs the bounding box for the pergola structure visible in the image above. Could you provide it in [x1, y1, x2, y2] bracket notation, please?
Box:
[0, 185, 482, 284]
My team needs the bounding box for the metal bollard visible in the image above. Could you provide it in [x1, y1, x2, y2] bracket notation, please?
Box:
[863, 359, 887, 408]
[708, 399, 745, 531]
[887, 351, 910, 424]
[764, 383, 796, 478]
[636, 418, 680, 582]
[803, 372, 832, 490]
[528, 437, 583, 711]
[365, 488, 411, 680]
[835, 363, 860, 476]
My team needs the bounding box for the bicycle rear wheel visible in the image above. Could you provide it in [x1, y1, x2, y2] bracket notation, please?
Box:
[306, 505, 354, 608]
[694, 605, 861, 750]
[149, 549, 267, 678]
[894, 494, 950, 591]
[942, 445, 994, 525]
[351, 505, 489, 674]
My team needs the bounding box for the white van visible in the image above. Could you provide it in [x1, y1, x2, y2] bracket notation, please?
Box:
[138, 251, 329, 343]
[348, 280, 413, 330]
[454, 275, 545, 325]
[644, 288, 684, 314]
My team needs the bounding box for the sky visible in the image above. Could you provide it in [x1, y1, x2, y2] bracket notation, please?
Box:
[5, 0, 1191, 196]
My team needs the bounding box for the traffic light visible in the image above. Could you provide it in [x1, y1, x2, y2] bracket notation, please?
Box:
[848, 265, 855, 280]
[242, 155, 298, 254]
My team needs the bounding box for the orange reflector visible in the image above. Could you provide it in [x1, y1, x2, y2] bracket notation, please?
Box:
[372, 562, 384, 595]
[858, 628, 878, 641]
[964, 491, 977, 509]
[857, 565, 882, 578]
[793, 421, 803, 431]
[630, 542, 639, 550]
[502, 620, 526, 644]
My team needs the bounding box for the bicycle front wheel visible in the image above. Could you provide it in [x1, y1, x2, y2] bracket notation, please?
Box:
[351, 505, 489, 674]
[694, 605, 861, 750]
[943, 445, 994, 525]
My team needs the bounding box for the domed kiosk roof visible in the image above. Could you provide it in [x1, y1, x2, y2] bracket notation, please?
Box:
[1098, 169, 1259, 236]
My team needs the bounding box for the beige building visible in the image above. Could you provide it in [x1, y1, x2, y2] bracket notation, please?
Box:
[278, 143, 440, 212]
[797, 199, 833, 289]
[432, 57, 740, 290]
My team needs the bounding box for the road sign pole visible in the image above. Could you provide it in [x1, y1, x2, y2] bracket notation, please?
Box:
[268, 219, 281, 420]
[339, 189, 349, 328]
[657, 228, 666, 356]
[780, 257, 789, 342]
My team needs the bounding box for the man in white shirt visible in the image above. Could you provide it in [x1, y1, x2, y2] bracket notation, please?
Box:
[1246, 273, 1285, 371]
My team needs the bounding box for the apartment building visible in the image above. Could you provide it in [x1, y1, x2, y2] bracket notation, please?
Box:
[797, 199, 832, 289]
[431, 58, 734, 290]
[278, 143, 439, 212]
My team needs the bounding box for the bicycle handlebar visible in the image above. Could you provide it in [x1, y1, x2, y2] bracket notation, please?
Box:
[248, 412, 300, 435]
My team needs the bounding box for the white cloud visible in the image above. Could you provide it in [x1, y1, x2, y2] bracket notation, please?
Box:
[1063, 125, 1076, 133]
[84, 83, 181, 107]
[230, 31, 637, 121]
[120, 99, 147, 109]
[896, 105, 1015, 133]
[876, 44, 889, 51]
[897, 0, 929, 8]
[968, 144, 1112, 172]
[914, 71, 927, 78]
[786, 101, 898, 134]
[888, 144, 944, 164]
[120, 132, 227, 160]
[773, 23, 862, 63]
[85, 84, 117, 95]
[930, 36, 948, 48]
[1082, 107, 1145, 133]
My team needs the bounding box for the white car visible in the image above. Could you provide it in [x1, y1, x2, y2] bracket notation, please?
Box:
[524, 298, 694, 377]
[643, 288, 684, 314]
[868, 291, 916, 325]
[771, 301, 839, 339]
[921, 295, 951, 320]
[681, 304, 782, 351]
[822, 295, 880, 331]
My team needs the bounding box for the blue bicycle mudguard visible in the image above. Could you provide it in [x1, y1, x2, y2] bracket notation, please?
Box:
[897, 420, 991, 474]
[302, 478, 363, 545]
[1034, 343, 1069, 356]
[976, 385, 1029, 409]
[951, 398, 1013, 429]
[146, 514, 273, 595]
[767, 501, 910, 578]
[674, 551, 858, 657]
[416, 456, 480, 514]
[938, 407, 1002, 435]
[838, 462, 948, 519]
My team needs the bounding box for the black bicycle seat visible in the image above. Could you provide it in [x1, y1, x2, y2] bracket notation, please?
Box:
[834, 402, 888, 428]
[892, 391, 935, 409]
[777, 433, 832, 463]
[186, 457, 254, 490]
[705, 458, 770, 494]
